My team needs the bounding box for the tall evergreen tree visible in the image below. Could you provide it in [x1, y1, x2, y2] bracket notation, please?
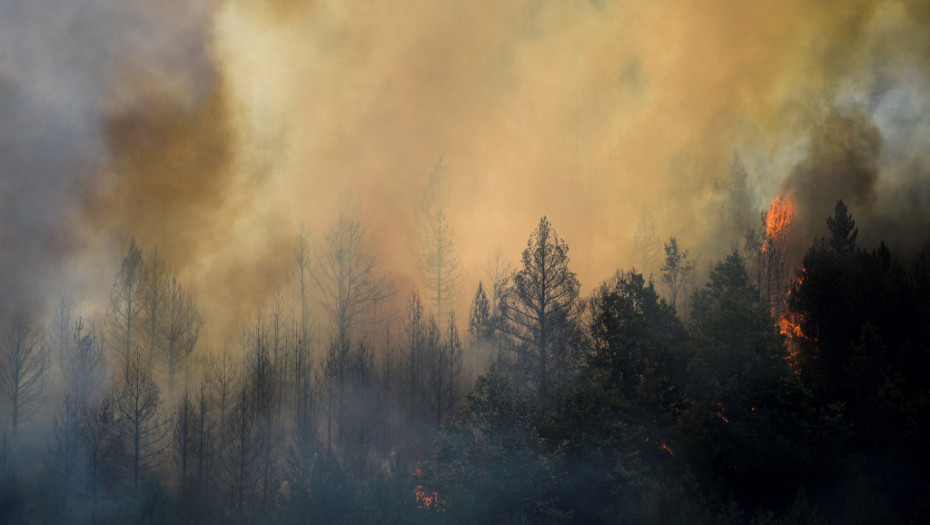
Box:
[468, 281, 491, 344]
[499, 217, 582, 405]
[419, 160, 461, 321]
[827, 199, 858, 254]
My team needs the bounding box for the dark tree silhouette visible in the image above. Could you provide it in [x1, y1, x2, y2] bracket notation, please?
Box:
[419, 160, 461, 320]
[660, 237, 695, 311]
[45, 297, 72, 373]
[468, 281, 492, 344]
[109, 240, 145, 378]
[224, 384, 260, 519]
[587, 269, 686, 408]
[1, 312, 47, 437]
[162, 276, 201, 400]
[316, 216, 392, 452]
[499, 217, 582, 405]
[827, 199, 858, 254]
[141, 248, 169, 369]
[115, 353, 167, 491]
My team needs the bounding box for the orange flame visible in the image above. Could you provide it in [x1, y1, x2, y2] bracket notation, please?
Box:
[413, 462, 445, 511]
[763, 191, 805, 372]
[763, 192, 796, 251]
[659, 442, 675, 456]
[778, 273, 807, 372]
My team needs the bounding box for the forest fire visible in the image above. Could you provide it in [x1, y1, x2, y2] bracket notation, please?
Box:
[762, 191, 804, 369]
[413, 463, 445, 511]
[763, 191, 796, 252]
[778, 274, 806, 368]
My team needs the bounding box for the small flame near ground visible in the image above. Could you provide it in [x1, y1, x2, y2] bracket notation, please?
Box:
[414, 462, 445, 511]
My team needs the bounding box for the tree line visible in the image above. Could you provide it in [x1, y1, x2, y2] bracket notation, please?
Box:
[1, 199, 929, 524]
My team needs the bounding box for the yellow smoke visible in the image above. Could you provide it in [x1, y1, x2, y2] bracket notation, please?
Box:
[57, 0, 930, 336]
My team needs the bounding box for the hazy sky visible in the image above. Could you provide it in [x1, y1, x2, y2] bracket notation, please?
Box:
[2, 0, 930, 337]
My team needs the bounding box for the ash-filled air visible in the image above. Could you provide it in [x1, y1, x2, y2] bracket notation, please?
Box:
[1, 0, 929, 336]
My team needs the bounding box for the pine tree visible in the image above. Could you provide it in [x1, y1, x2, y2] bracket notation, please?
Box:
[827, 199, 858, 254]
[499, 217, 582, 404]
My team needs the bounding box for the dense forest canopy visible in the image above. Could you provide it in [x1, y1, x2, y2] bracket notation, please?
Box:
[1, 204, 928, 523]
[2, 0, 930, 523]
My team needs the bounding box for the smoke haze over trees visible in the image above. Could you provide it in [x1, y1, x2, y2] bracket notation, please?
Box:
[2, 0, 930, 523]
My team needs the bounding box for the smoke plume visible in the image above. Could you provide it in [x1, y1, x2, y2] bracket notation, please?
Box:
[3, 0, 930, 334]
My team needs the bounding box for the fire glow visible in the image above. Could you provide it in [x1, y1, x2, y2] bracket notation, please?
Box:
[762, 191, 805, 370]
[414, 463, 445, 511]
[764, 191, 796, 252]
[779, 273, 807, 369]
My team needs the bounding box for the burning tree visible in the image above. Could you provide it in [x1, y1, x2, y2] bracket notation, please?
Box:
[761, 191, 796, 319]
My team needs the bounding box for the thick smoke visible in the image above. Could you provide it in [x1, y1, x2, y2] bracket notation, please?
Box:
[772, 1, 930, 262]
[215, 0, 930, 309]
[0, 0, 294, 332]
[782, 106, 883, 262]
[0, 66, 91, 316]
[3, 0, 930, 335]
[1, 0, 227, 316]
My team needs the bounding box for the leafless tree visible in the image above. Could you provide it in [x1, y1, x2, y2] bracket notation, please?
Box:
[291, 230, 315, 450]
[295, 229, 312, 359]
[419, 160, 461, 321]
[62, 317, 106, 403]
[142, 248, 169, 369]
[0, 312, 47, 437]
[115, 352, 167, 491]
[485, 246, 511, 319]
[429, 312, 462, 425]
[211, 345, 240, 423]
[47, 318, 111, 519]
[45, 297, 72, 374]
[314, 215, 393, 350]
[188, 359, 218, 505]
[173, 389, 197, 494]
[80, 396, 122, 522]
[242, 315, 282, 505]
[224, 384, 260, 519]
[315, 215, 392, 452]
[403, 291, 428, 418]
[109, 240, 145, 378]
[162, 276, 202, 400]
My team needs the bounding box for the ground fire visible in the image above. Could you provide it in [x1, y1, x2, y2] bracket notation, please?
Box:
[413, 462, 445, 511]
